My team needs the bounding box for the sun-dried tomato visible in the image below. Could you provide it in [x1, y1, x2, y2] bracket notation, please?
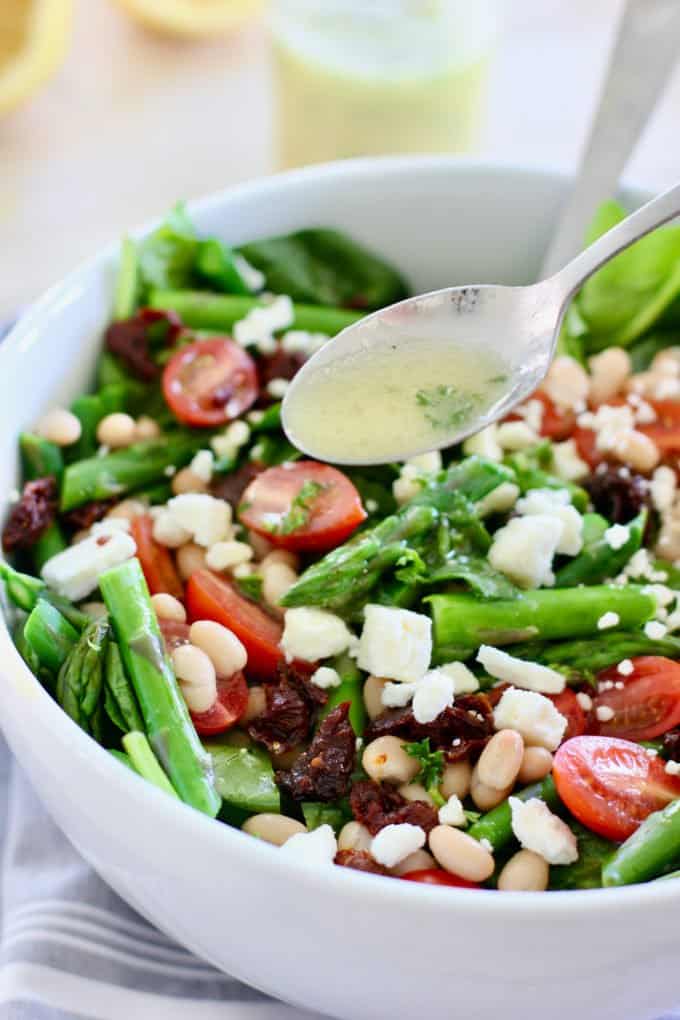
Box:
[248, 661, 327, 754]
[61, 499, 116, 532]
[211, 461, 263, 508]
[350, 780, 438, 836]
[663, 728, 680, 762]
[585, 464, 650, 524]
[335, 849, 389, 876]
[2, 477, 58, 552]
[258, 345, 306, 390]
[364, 693, 494, 762]
[105, 308, 183, 382]
[276, 702, 355, 801]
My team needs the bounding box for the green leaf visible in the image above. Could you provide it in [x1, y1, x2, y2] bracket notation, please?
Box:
[195, 239, 253, 296]
[138, 203, 199, 294]
[237, 228, 408, 310]
[302, 800, 351, 833]
[579, 199, 680, 350]
[416, 385, 482, 431]
[405, 738, 445, 790]
[428, 553, 519, 600]
[234, 573, 264, 602]
[105, 642, 144, 733]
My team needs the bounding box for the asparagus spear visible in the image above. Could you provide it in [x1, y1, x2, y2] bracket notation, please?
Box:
[549, 821, 615, 890]
[114, 237, 141, 320]
[320, 653, 367, 736]
[23, 601, 80, 673]
[0, 562, 89, 629]
[602, 799, 680, 887]
[430, 585, 656, 662]
[555, 510, 646, 588]
[109, 749, 136, 771]
[149, 289, 363, 336]
[61, 434, 202, 511]
[56, 618, 109, 732]
[122, 731, 180, 799]
[99, 559, 220, 817]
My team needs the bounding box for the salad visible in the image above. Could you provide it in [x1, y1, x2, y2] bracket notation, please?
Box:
[5, 200, 680, 893]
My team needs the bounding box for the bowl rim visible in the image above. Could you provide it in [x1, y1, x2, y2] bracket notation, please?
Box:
[0, 154, 675, 919]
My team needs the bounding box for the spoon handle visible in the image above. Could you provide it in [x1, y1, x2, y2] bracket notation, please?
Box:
[540, 0, 680, 278]
[554, 179, 680, 301]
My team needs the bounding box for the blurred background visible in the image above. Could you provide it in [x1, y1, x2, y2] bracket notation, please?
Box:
[1, 0, 679, 321]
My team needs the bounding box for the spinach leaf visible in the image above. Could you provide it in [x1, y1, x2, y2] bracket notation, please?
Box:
[138, 203, 199, 294]
[105, 643, 144, 733]
[238, 228, 408, 310]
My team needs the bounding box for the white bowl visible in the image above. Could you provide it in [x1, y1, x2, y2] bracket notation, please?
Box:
[0, 159, 676, 1020]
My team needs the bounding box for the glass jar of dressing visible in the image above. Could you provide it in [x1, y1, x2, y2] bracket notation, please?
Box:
[270, 0, 498, 170]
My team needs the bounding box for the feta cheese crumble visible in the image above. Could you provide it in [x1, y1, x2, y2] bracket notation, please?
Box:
[645, 620, 668, 639]
[278, 824, 337, 866]
[310, 666, 342, 690]
[412, 669, 455, 724]
[477, 645, 565, 694]
[41, 531, 137, 601]
[462, 424, 502, 462]
[515, 488, 583, 556]
[357, 605, 432, 683]
[476, 481, 520, 518]
[595, 705, 615, 723]
[509, 797, 578, 865]
[436, 661, 480, 694]
[665, 760, 680, 776]
[167, 494, 232, 547]
[604, 524, 630, 551]
[576, 692, 593, 711]
[488, 515, 563, 588]
[281, 608, 357, 663]
[438, 795, 467, 827]
[551, 440, 589, 483]
[597, 612, 620, 630]
[370, 824, 426, 868]
[381, 681, 418, 708]
[493, 688, 567, 750]
[617, 659, 634, 676]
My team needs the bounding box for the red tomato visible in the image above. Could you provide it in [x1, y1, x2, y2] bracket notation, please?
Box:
[506, 392, 575, 440]
[162, 338, 257, 427]
[239, 461, 367, 553]
[131, 515, 184, 600]
[191, 672, 249, 736]
[572, 426, 605, 469]
[649, 399, 680, 426]
[185, 569, 283, 680]
[553, 735, 680, 841]
[158, 619, 190, 651]
[638, 423, 680, 454]
[588, 656, 680, 742]
[549, 688, 586, 741]
[400, 869, 479, 889]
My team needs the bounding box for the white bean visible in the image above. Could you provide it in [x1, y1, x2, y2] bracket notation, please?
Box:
[172, 467, 209, 495]
[242, 685, 266, 724]
[176, 542, 207, 580]
[588, 347, 631, 405]
[363, 674, 387, 720]
[476, 729, 524, 790]
[153, 512, 191, 548]
[151, 593, 186, 623]
[135, 416, 161, 441]
[262, 561, 298, 610]
[542, 356, 590, 410]
[171, 644, 216, 713]
[362, 736, 420, 784]
[518, 746, 554, 785]
[260, 548, 299, 571]
[337, 821, 372, 852]
[428, 825, 495, 882]
[498, 849, 549, 892]
[206, 540, 253, 571]
[391, 849, 437, 876]
[470, 767, 512, 811]
[96, 412, 137, 449]
[441, 760, 473, 800]
[35, 408, 82, 447]
[615, 430, 660, 473]
[189, 620, 248, 676]
[398, 783, 435, 806]
[249, 530, 275, 561]
[242, 814, 306, 846]
[107, 499, 146, 522]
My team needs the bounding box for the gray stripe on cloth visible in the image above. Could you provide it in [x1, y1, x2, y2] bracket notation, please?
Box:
[4, 1006, 81, 1020]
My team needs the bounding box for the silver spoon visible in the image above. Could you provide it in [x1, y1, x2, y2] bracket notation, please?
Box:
[282, 180, 680, 466]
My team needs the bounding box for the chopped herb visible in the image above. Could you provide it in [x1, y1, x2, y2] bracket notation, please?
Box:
[415, 385, 481, 430]
[405, 738, 445, 803]
[235, 573, 263, 602]
[487, 374, 508, 384]
[263, 480, 326, 535]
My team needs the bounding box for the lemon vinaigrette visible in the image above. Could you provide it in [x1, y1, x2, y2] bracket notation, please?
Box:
[284, 338, 509, 464]
[271, 0, 498, 169]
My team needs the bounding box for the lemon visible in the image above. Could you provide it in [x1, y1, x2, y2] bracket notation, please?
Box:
[111, 0, 263, 38]
[0, 0, 73, 116]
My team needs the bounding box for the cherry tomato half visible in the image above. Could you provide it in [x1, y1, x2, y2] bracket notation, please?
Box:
[162, 337, 257, 427]
[588, 656, 680, 742]
[553, 735, 680, 842]
[239, 461, 366, 553]
[572, 426, 605, 469]
[158, 619, 190, 651]
[191, 672, 249, 736]
[548, 688, 586, 741]
[186, 569, 283, 680]
[400, 869, 479, 889]
[131, 515, 184, 600]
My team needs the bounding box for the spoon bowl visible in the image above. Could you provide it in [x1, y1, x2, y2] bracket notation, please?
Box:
[283, 180, 680, 465]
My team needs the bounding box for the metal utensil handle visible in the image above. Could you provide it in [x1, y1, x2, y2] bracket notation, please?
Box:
[553, 179, 680, 301]
[540, 0, 680, 278]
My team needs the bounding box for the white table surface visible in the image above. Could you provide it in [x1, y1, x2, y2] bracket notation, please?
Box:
[1, 0, 680, 319]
